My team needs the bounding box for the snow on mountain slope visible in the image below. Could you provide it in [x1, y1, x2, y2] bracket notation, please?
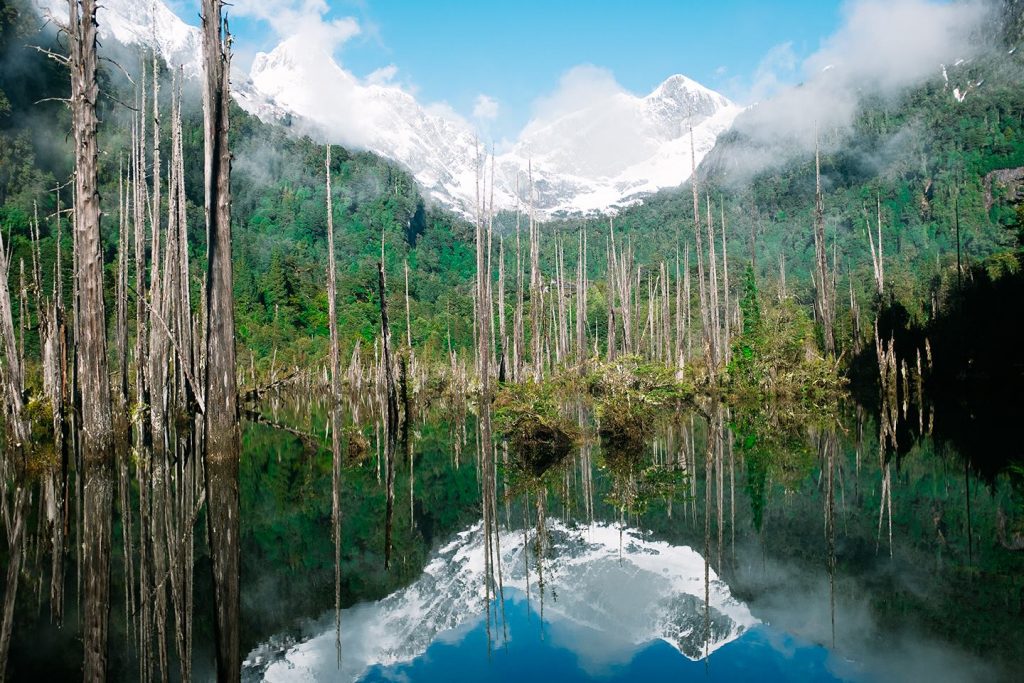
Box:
[244, 520, 757, 682]
[32, 0, 739, 216]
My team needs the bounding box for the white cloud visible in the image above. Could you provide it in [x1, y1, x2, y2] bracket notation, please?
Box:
[472, 94, 499, 121]
[529, 64, 627, 122]
[720, 0, 991, 180]
[747, 42, 799, 103]
[804, 0, 988, 92]
[231, 0, 361, 54]
[366, 64, 398, 86]
[424, 101, 470, 128]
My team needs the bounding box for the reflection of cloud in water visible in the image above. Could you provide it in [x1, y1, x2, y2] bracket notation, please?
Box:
[733, 546, 1005, 683]
[247, 520, 757, 681]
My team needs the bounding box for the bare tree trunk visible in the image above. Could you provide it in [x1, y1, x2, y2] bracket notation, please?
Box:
[528, 163, 542, 380]
[68, 2, 116, 679]
[513, 179, 524, 381]
[684, 245, 692, 363]
[575, 226, 587, 372]
[814, 136, 835, 355]
[200, 2, 240, 680]
[706, 197, 721, 368]
[325, 145, 340, 396]
[867, 194, 885, 296]
[497, 239, 507, 382]
[690, 128, 713, 375]
[720, 204, 731, 363]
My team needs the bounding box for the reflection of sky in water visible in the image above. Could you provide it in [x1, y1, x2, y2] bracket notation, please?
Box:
[252, 519, 1002, 683]
[361, 593, 848, 683]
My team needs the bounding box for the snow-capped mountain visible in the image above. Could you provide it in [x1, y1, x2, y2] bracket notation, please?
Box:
[32, 0, 740, 216]
[249, 36, 741, 215]
[244, 521, 757, 682]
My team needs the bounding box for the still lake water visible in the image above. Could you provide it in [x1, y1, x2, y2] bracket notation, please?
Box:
[9, 395, 1024, 681]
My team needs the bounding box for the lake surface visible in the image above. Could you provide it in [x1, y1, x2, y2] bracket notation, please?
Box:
[8, 395, 1024, 681]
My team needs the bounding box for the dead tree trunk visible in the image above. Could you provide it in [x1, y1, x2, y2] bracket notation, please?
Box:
[690, 128, 714, 375]
[200, 2, 241, 680]
[326, 145, 340, 396]
[814, 136, 835, 355]
[575, 226, 587, 372]
[528, 163, 542, 380]
[867, 194, 885, 296]
[68, 2, 116, 679]
[512, 178, 524, 381]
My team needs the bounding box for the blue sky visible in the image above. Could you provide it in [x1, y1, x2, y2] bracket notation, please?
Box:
[179, 1, 846, 139]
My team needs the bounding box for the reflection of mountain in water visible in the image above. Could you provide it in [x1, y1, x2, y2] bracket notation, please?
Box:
[246, 521, 757, 682]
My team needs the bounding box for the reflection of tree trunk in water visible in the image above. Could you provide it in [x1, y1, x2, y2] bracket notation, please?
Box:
[151, 453, 170, 682]
[580, 407, 593, 525]
[689, 416, 697, 525]
[400, 356, 414, 532]
[330, 403, 342, 666]
[729, 425, 736, 566]
[0, 489, 27, 679]
[83, 464, 114, 683]
[964, 458, 973, 566]
[519, 493, 532, 621]
[703, 408, 714, 661]
[823, 432, 837, 649]
[115, 428, 135, 654]
[378, 261, 399, 570]
[536, 488, 546, 629]
[876, 389, 894, 558]
[716, 410, 724, 570]
[165, 426, 201, 683]
[203, 457, 238, 682]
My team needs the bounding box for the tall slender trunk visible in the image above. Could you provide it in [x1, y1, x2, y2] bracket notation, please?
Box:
[325, 143, 343, 660]
[720, 203, 730, 363]
[690, 128, 713, 375]
[68, 2, 116, 679]
[528, 163, 542, 380]
[814, 136, 835, 355]
[201, 2, 240, 680]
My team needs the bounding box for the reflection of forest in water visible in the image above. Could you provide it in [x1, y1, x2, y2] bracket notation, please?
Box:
[5, 388, 1024, 681]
